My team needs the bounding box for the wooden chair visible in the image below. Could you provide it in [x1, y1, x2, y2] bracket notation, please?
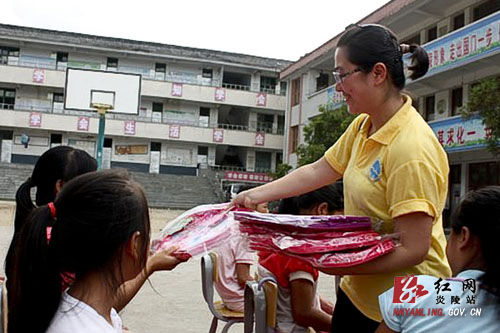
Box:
[201, 252, 244, 333]
[243, 276, 277, 333]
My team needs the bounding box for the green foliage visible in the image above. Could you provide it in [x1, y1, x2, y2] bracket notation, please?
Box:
[267, 163, 293, 179]
[462, 77, 500, 155]
[296, 105, 356, 166]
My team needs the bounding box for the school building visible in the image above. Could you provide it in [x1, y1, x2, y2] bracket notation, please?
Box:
[280, 0, 500, 226]
[0, 24, 291, 188]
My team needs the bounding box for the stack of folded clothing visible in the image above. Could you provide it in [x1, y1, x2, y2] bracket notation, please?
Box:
[235, 211, 397, 268]
[152, 203, 250, 256]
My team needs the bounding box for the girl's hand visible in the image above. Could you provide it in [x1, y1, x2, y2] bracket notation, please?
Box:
[146, 246, 190, 274]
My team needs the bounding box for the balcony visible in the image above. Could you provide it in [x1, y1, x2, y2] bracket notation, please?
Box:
[0, 64, 286, 111]
[301, 85, 345, 120]
[0, 108, 284, 150]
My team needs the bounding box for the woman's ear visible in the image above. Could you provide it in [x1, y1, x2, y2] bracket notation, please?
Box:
[372, 62, 388, 86]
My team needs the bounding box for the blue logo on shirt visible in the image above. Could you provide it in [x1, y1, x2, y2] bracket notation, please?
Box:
[369, 159, 382, 182]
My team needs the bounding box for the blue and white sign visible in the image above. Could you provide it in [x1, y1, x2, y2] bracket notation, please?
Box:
[405, 11, 500, 79]
[429, 115, 494, 152]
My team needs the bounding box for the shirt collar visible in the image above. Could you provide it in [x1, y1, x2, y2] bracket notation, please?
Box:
[456, 269, 485, 280]
[363, 94, 414, 145]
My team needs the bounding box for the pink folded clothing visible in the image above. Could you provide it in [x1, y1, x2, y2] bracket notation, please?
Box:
[235, 211, 398, 268]
[151, 203, 250, 257]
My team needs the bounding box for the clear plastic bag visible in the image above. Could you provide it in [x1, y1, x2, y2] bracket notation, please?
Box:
[151, 203, 249, 257]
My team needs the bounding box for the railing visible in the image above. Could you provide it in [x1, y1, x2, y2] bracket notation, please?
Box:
[210, 165, 247, 172]
[222, 83, 251, 91]
[217, 123, 249, 131]
[1, 58, 286, 95]
[0, 103, 15, 110]
[4, 105, 285, 136]
[260, 85, 277, 94]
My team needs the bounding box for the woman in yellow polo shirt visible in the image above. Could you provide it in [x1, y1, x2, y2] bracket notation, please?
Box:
[233, 24, 451, 332]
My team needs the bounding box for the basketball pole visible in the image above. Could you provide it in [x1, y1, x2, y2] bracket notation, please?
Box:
[91, 103, 113, 170]
[96, 108, 106, 170]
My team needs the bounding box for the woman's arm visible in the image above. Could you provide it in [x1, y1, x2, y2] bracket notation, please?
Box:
[320, 212, 433, 275]
[233, 157, 341, 208]
[290, 279, 332, 332]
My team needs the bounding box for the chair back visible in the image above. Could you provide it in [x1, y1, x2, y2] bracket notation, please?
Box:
[244, 277, 277, 333]
[201, 252, 224, 320]
[0, 283, 7, 333]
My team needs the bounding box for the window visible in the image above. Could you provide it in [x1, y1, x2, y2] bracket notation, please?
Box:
[451, 87, 463, 116]
[276, 152, 283, 166]
[424, 95, 435, 121]
[199, 107, 210, 117]
[427, 26, 437, 42]
[473, 0, 500, 21]
[453, 13, 465, 30]
[0, 46, 19, 65]
[402, 34, 421, 45]
[290, 126, 299, 153]
[56, 52, 68, 63]
[255, 151, 272, 172]
[280, 81, 287, 96]
[277, 115, 285, 135]
[468, 161, 500, 190]
[150, 142, 161, 152]
[53, 93, 64, 103]
[198, 146, 208, 155]
[50, 134, 62, 145]
[316, 73, 329, 92]
[261, 76, 277, 93]
[104, 138, 113, 148]
[52, 93, 64, 112]
[199, 107, 210, 127]
[257, 114, 274, 133]
[291, 78, 301, 107]
[152, 102, 163, 112]
[107, 57, 118, 70]
[0, 88, 15, 109]
[155, 63, 166, 73]
[202, 68, 213, 79]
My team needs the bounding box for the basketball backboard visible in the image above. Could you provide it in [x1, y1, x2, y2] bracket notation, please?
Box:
[64, 68, 141, 114]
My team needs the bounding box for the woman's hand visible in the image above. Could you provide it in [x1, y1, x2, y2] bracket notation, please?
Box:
[146, 245, 190, 275]
[232, 188, 261, 210]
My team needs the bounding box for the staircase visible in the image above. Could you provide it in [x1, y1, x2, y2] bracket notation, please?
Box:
[0, 163, 221, 209]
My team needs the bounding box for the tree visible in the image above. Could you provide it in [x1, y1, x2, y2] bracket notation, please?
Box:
[296, 105, 356, 166]
[267, 163, 292, 179]
[462, 77, 500, 155]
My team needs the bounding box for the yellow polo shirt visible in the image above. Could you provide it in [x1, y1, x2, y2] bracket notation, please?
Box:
[324, 95, 451, 321]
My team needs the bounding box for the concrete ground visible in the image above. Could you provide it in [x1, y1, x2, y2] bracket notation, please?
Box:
[0, 201, 336, 333]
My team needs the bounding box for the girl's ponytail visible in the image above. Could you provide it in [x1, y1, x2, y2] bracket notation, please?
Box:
[8, 205, 62, 333]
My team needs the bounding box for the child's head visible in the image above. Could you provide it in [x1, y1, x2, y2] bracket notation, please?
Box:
[238, 185, 269, 213]
[446, 186, 500, 297]
[296, 181, 344, 215]
[14, 145, 97, 230]
[277, 181, 344, 216]
[10, 169, 150, 332]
